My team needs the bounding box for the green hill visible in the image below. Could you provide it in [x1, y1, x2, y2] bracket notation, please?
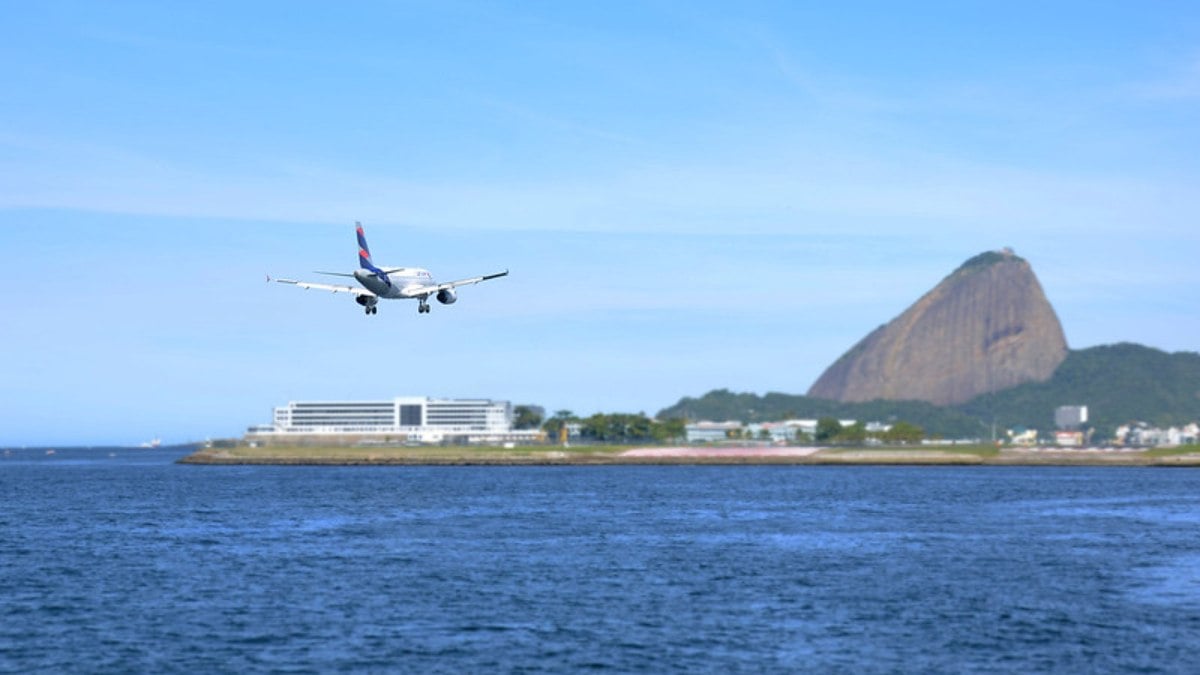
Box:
[958, 343, 1200, 439]
[657, 343, 1200, 440]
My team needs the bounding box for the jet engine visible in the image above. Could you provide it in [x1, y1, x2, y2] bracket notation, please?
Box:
[436, 288, 458, 305]
[355, 295, 379, 308]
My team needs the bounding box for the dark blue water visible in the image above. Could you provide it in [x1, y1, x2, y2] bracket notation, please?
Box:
[3, 449, 1199, 673]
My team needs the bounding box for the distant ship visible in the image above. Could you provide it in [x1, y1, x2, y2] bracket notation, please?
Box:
[140, 438, 162, 449]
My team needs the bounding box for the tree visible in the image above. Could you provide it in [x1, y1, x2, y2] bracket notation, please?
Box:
[579, 413, 609, 441]
[513, 405, 544, 430]
[574, 412, 689, 444]
[542, 410, 576, 439]
[628, 414, 652, 441]
[836, 422, 867, 444]
[816, 417, 842, 443]
[652, 418, 686, 443]
[882, 421, 924, 444]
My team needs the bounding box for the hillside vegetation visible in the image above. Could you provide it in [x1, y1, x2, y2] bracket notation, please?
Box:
[658, 343, 1200, 439]
[960, 343, 1200, 438]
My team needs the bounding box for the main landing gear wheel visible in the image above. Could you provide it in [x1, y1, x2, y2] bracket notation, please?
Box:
[364, 306, 378, 315]
[418, 303, 430, 314]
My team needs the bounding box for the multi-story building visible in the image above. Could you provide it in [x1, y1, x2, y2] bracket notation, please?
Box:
[247, 397, 543, 445]
[1055, 405, 1088, 430]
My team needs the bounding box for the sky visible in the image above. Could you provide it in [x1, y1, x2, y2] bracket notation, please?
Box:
[2, 1, 1198, 445]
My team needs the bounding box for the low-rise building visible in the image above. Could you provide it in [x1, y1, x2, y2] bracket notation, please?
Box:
[745, 422, 798, 443]
[684, 419, 852, 444]
[1115, 422, 1200, 447]
[685, 421, 743, 443]
[1007, 427, 1039, 446]
[1054, 430, 1084, 447]
[247, 397, 543, 445]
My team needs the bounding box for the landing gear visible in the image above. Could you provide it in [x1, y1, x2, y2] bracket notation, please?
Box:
[356, 295, 379, 315]
[418, 301, 430, 314]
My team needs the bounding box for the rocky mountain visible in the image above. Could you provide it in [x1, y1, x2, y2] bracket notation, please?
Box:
[807, 250, 1068, 406]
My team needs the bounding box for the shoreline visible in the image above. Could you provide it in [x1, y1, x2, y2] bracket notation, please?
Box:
[179, 445, 1200, 467]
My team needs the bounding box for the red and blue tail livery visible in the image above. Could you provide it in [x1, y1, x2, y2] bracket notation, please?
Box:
[355, 221, 390, 287]
[356, 222, 374, 268]
[269, 222, 508, 316]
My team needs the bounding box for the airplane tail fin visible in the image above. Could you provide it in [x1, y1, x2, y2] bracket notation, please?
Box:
[356, 221, 375, 270]
[355, 221, 392, 287]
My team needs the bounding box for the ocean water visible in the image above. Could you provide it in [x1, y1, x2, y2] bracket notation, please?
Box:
[2, 449, 1199, 673]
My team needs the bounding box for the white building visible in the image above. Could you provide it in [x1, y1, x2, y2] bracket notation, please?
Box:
[685, 421, 743, 443]
[1055, 405, 1088, 430]
[746, 421, 820, 443]
[1115, 422, 1200, 447]
[247, 397, 543, 444]
[1054, 430, 1084, 447]
[683, 419, 847, 444]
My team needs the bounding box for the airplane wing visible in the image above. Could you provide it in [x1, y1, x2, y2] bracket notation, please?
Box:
[402, 270, 509, 297]
[271, 277, 375, 297]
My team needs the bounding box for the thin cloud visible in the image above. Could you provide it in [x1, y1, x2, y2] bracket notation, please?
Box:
[2, 133, 1196, 242]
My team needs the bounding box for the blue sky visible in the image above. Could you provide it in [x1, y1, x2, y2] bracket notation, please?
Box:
[2, 1, 1198, 445]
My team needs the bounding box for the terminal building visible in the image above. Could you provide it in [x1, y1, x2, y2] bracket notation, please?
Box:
[247, 397, 543, 445]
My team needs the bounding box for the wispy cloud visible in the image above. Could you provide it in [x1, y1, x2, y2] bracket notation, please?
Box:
[2, 128, 1196, 244]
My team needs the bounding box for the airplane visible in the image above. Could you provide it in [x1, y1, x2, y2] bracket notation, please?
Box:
[269, 222, 508, 315]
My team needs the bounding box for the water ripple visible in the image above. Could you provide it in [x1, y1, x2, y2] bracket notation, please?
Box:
[2, 454, 1199, 672]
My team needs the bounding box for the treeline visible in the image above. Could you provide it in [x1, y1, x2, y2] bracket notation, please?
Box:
[573, 413, 686, 444]
[515, 406, 925, 445]
[812, 418, 924, 445]
[515, 407, 687, 444]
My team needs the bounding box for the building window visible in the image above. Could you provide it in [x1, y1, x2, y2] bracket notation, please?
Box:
[400, 405, 422, 426]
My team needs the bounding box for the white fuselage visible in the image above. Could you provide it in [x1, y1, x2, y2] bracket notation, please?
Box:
[354, 267, 434, 299]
